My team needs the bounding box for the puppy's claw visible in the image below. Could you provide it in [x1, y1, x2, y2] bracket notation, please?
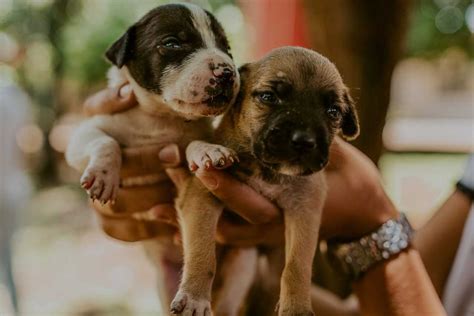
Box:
[81, 163, 120, 204]
[170, 292, 211, 316]
[205, 160, 212, 169]
[81, 177, 95, 190]
[216, 158, 226, 168]
[170, 293, 187, 314]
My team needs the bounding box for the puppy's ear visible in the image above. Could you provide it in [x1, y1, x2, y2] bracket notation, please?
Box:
[105, 26, 135, 68]
[232, 63, 252, 111]
[238, 63, 251, 84]
[341, 88, 360, 140]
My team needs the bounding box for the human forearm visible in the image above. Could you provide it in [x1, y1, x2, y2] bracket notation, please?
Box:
[311, 285, 359, 316]
[413, 190, 471, 296]
[354, 248, 446, 316]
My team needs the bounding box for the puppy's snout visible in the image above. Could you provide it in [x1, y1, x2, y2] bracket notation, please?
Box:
[212, 67, 235, 84]
[291, 130, 316, 152]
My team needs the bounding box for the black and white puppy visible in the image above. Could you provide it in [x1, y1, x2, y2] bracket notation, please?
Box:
[66, 3, 239, 203]
[66, 5, 238, 314]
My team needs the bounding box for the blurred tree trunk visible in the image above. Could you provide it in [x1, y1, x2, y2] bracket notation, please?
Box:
[302, 0, 413, 163]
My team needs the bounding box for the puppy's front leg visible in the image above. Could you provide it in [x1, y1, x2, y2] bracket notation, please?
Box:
[279, 209, 321, 316]
[66, 120, 121, 203]
[278, 180, 326, 316]
[171, 179, 223, 316]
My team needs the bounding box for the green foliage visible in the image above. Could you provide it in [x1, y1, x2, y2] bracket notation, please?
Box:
[61, 0, 236, 85]
[406, 0, 473, 58]
[62, 0, 166, 85]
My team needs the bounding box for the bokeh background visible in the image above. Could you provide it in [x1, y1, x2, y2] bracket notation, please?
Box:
[0, 0, 472, 315]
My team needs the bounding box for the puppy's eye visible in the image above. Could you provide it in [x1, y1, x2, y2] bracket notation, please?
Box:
[161, 37, 181, 49]
[257, 92, 278, 104]
[327, 107, 341, 120]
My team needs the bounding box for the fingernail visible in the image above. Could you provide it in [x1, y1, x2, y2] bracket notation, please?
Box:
[119, 84, 132, 98]
[149, 207, 171, 222]
[159, 144, 180, 164]
[197, 172, 218, 190]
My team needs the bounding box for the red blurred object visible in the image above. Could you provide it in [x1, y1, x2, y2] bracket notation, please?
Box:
[240, 0, 309, 59]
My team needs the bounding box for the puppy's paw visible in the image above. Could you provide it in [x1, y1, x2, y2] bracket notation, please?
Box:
[187, 143, 238, 171]
[170, 292, 211, 316]
[80, 163, 120, 204]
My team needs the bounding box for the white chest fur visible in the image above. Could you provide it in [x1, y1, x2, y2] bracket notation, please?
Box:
[246, 175, 286, 202]
[89, 108, 212, 149]
[245, 171, 326, 212]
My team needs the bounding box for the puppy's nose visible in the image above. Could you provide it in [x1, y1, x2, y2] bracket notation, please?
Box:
[213, 67, 234, 83]
[291, 130, 316, 152]
[220, 68, 233, 79]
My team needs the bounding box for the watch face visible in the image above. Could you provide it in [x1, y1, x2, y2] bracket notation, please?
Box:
[327, 214, 414, 281]
[374, 219, 410, 259]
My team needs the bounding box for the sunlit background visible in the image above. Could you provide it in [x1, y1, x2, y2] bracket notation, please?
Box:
[0, 0, 472, 315]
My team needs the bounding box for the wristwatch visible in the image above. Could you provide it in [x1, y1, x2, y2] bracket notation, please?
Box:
[456, 154, 474, 200]
[327, 213, 414, 281]
[456, 181, 474, 200]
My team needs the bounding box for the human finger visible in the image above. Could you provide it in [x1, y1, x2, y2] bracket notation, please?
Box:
[121, 144, 183, 178]
[131, 203, 179, 227]
[93, 181, 175, 215]
[195, 169, 280, 224]
[166, 167, 192, 194]
[216, 216, 284, 247]
[83, 84, 137, 116]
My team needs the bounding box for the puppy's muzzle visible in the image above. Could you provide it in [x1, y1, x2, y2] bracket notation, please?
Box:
[291, 130, 317, 152]
[258, 121, 329, 173]
[206, 63, 236, 107]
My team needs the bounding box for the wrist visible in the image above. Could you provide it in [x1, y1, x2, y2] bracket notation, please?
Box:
[456, 181, 474, 201]
[354, 184, 400, 239]
[456, 153, 474, 200]
[328, 213, 413, 281]
[354, 248, 446, 316]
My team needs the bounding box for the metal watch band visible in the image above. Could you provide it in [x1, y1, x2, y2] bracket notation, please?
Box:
[456, 181, 474, 200]
[327, 213, 414, 281]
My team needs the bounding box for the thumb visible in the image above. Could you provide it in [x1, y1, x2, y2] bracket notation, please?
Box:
[158, 144, 185, 168]
[166, 167, 191, 192]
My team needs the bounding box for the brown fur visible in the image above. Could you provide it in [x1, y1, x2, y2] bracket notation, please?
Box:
[173, 47, 359, 316]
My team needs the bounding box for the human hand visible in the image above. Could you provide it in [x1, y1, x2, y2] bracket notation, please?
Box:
[83, 85, 397, 245]
[320, 137, 398, 240]
[83, 83, 137, 116]
[82, 84, 184, 241]
[91, 144, 184, 242]
[176, 137, 398, 246]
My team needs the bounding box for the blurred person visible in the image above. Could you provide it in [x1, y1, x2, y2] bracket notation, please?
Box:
[414, 154, 474, 316]
[79, 86, 450, 316]
[0, 74, 34, 315]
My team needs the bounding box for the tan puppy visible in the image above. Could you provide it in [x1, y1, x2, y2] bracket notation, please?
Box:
[172, 47, 359, 316]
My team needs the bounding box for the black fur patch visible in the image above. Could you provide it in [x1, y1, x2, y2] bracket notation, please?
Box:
[105, 4, 232, 95]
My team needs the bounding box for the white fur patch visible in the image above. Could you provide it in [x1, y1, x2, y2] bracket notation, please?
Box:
[182, 3, 216, 48]
[278, 164, 304, 176]
[121, 66, 174, 116]
[159, 47, 238, 116]
[107, 66, 128, 88]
